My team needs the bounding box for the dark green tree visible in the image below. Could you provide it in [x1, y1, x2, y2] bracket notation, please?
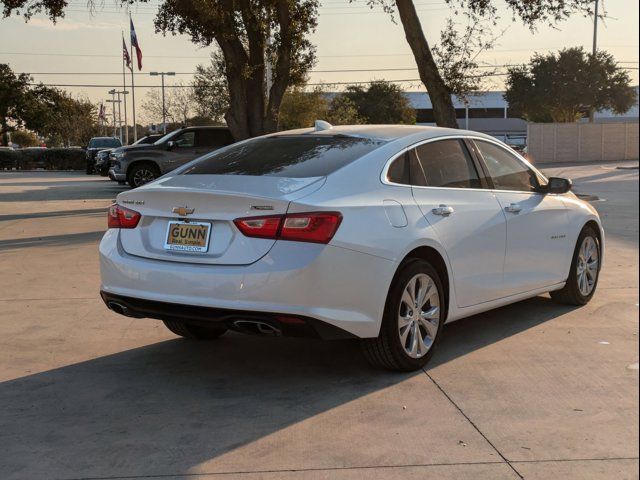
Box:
[24, 86, 98, 146]
[2, 0, 319, 141]
[0, 64, 31, 145]
[339, 81, 416, 125]
[363, 0, 597, 128]
[155, 0, 319, 139]
[505, 47, 637, 123]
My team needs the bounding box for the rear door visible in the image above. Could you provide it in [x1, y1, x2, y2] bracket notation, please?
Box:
[472, 139, 571, 295]
[408, 138, 507, 307]
[194, 129, 234, 157]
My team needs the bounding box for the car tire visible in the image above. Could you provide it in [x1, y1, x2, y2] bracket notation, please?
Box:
[128, 162, 160, 188]
[550, 226, 601, 306]
[162, 319, 227, 340]
[361, 259, 445, 371]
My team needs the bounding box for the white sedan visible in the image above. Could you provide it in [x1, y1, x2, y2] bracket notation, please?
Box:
[99, 123, 603, 371]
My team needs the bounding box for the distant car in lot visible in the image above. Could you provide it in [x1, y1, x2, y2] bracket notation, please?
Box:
[96, 135, 164, 176]
[108, 126, 233, 188]
[133, 134, 163, 145]
[100, 123, 604, 371]
[94, 149, 113, 176]
[86, 137, 122, 174]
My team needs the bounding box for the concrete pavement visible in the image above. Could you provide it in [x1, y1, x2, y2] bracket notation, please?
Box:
[0, 165, 637, 480]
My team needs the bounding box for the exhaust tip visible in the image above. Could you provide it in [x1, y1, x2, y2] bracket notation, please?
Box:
[232, 319, 281, 336]
[107, 301, 130, 316]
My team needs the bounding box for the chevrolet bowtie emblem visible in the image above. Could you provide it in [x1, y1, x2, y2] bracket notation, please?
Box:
[172, 206, 195, 216]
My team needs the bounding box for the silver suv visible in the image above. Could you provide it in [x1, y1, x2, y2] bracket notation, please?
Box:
[108, 126, 233, 187]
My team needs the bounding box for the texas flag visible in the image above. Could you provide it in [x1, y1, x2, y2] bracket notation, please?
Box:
[122, 35, 132, 71]
[130, 16, 142, 70]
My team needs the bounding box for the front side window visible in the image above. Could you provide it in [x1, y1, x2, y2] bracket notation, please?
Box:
[184, 135, 386, 178]
[475, 140, 539, 192]
[410, 139, 482, 189]
[174, 131, 195, 148]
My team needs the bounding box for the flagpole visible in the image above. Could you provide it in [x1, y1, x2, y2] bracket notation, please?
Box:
[122, 33, 129, 145]
[130, 42, 137, 143]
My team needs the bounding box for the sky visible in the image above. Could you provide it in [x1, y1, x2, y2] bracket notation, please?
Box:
[1, 0, 638, 123]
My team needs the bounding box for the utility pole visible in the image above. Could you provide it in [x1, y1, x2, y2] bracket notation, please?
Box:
[589, 0, 599, 123]
[150, 71, 175, 134]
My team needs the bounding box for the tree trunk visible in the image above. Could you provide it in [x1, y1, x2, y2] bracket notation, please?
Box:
[395, 0, 458, 128]
[1, 120, 8, 146]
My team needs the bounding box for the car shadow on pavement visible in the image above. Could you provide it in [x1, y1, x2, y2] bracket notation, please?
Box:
[431, 295, 574, 368]
[0, 296, 573, 479]
[0, 231, 105, 251]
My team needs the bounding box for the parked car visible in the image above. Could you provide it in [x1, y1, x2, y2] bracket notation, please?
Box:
[94, 149, 113, 176]
[108, 126, 233, 187]
[86, 137, 122, 174]
[100, 123, 603, 371]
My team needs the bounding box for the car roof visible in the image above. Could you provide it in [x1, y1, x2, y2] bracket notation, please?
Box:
[272, 124, 497, 143]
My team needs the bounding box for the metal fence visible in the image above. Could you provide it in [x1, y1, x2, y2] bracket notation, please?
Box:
[527, 122, 639, 164]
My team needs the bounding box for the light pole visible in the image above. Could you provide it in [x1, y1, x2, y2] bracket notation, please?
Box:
[106, 89, 120, 138]
[150, 71, 175, 134]
[589, 0, 599, 123]
[116, 90, 129, 143]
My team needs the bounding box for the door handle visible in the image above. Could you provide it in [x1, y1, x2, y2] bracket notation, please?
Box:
[504, 203, 522, 214]
[432, 204, 455, 217]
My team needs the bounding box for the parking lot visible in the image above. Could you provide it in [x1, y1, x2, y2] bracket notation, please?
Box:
[0, 162, 638, 480]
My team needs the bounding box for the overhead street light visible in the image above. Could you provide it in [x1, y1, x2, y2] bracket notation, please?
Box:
[150, 71, 176, 134]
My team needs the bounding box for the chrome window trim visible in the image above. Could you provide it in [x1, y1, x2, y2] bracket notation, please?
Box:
[380, 134, 548, 196]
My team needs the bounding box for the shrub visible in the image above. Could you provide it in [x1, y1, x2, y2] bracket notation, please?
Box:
[0, 148, 86, 170]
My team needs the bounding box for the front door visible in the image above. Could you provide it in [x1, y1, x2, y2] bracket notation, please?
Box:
[165, 130, 197, 172]
[408, 139, 507, 307]
[473, 139, 571, 296]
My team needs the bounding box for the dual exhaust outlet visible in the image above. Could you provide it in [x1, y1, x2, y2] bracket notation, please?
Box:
[107, 301, 281, 336]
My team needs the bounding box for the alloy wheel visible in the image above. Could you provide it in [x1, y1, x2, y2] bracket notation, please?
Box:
[398, 273, 440, 359]
[577, 236, 599, 296]
[133, 169, 156, 187]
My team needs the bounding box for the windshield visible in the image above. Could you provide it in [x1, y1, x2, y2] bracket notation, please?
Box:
[88, 138, 121, 148]
[183, 135, 387, 178]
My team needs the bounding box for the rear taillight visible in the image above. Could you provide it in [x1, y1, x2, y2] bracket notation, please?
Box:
[108, 203, 141, 229]
[234, 212, 342, 244]
[233, 215, 281, 239]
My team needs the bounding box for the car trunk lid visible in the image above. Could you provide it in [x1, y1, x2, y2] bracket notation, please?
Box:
[117, 174, 325, 265]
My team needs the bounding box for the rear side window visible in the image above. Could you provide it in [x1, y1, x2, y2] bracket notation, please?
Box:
[184, 135, 386, 177]
[386, 153, 410, 184]
[197, 129, 234, 148]
[410, 139, 481, 189]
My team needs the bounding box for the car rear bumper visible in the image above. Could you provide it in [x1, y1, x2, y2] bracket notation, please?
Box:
[100, 291, 355, 339]
[99, 229, 397, 338]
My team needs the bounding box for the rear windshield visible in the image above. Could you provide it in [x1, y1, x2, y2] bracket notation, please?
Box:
[183, 135, 386, 178]
[88, 138, 121, 148]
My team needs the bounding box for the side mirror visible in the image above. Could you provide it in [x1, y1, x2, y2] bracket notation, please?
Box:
[166, 141, 175, 151]
[541, 177, 572, 194]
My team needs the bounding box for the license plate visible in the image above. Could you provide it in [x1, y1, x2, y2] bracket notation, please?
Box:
[164, 221, 211, 252]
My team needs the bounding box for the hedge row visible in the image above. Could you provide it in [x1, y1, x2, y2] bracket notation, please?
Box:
[0, 148, 86, 171]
